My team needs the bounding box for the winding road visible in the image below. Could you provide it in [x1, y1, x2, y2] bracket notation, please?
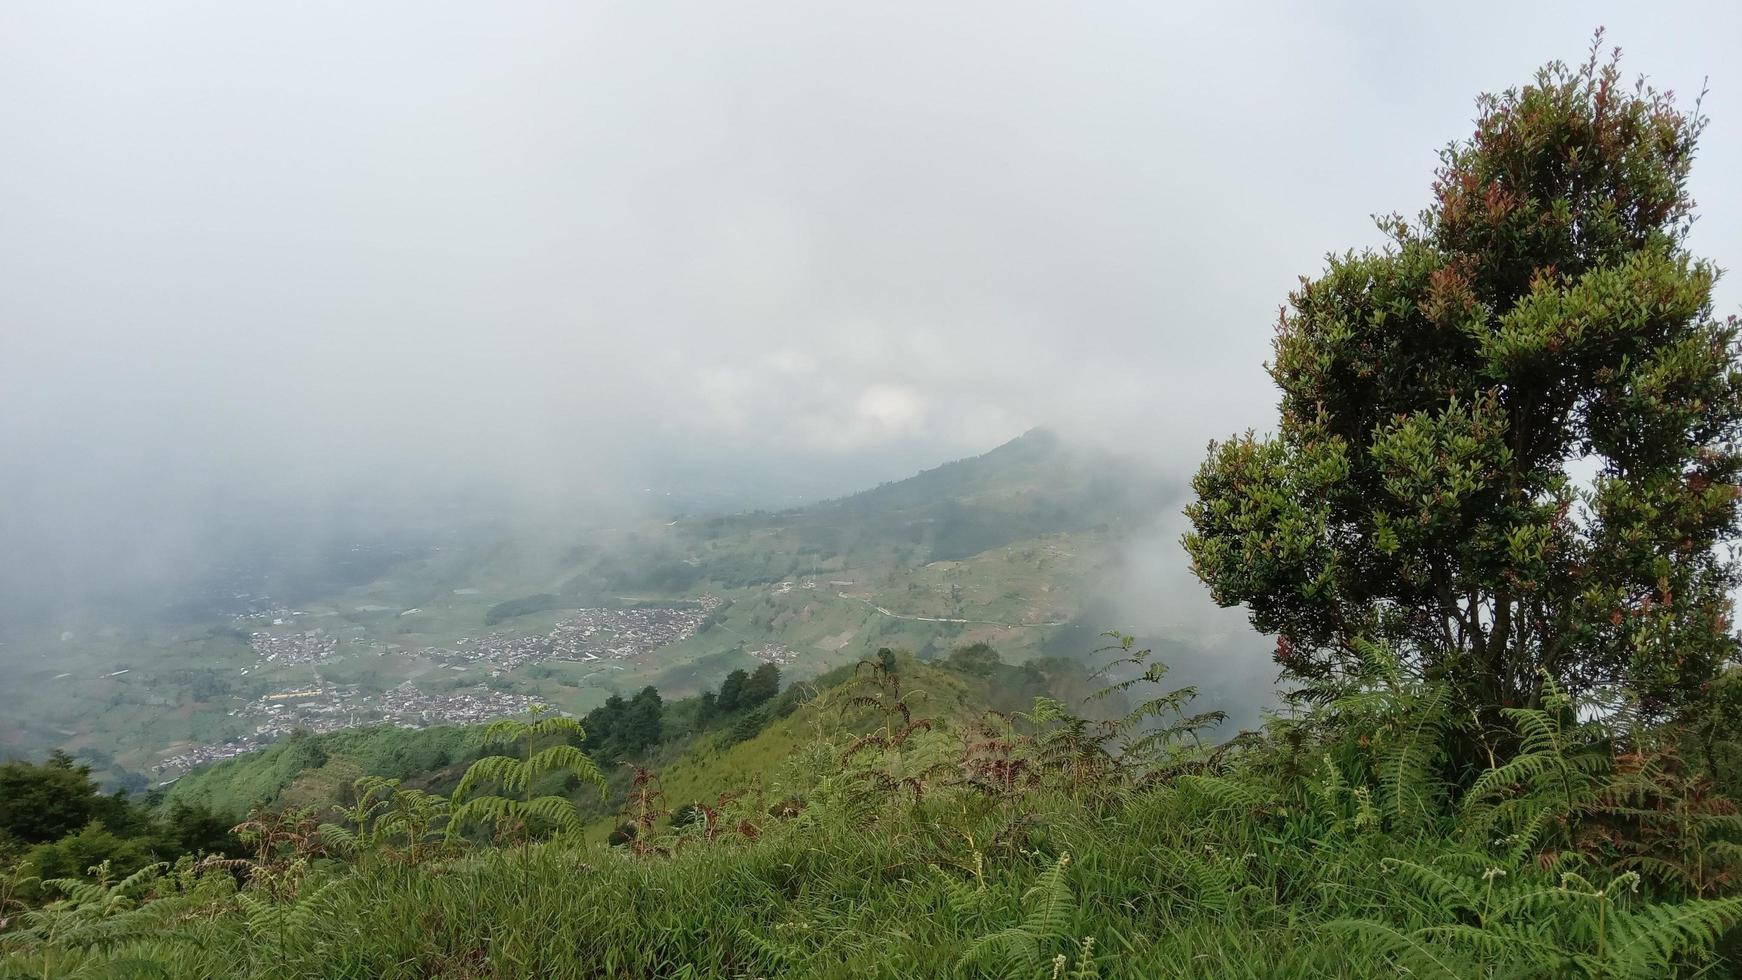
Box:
[834, 591, 1068, 629]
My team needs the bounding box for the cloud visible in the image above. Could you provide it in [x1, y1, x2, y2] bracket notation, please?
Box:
[0, 1, 1737, 615]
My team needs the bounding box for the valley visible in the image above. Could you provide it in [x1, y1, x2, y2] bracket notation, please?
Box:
[0, 430, 1188, 789]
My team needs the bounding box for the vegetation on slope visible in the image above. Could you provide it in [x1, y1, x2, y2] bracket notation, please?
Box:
[162, 726, 480, 819]
[5, 643, 1742, 978]
[0, 425, 1141, 786]
[4, 40, 1742, 980]
[0, 754, 242, 909]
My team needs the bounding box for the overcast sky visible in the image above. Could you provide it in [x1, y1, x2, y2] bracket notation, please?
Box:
[2, 2, 1740, 607]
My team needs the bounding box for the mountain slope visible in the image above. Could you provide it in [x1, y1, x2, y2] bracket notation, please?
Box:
[1, 429, 1177, 789]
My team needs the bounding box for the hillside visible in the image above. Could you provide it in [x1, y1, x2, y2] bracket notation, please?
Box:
[8, 38, 1742, 980]
[155, 651, 1102, 837]
[0, 429, 1176, 790]
[8, 647, 1742, 978]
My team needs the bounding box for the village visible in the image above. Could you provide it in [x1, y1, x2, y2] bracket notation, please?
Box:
[248, 627, 338, 664]
[751, 643, 799, 666]
[152, 681, 543, 780]
[155, 597, 727, 780]
[434, 597, 722, 672]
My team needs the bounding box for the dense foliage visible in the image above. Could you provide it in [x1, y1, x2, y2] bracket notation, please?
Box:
[163, 726, 481, 819]
[3, 651, 1741, 977]
[1185, 39, 1742, 730]
[0, 754, 241, 913]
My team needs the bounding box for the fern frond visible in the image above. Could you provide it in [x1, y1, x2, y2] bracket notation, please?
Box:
[448, 796, 517, 838]
[318, 823, 360, 855]
[1379, 858, 1474, 913]
[1607, 895, 1742, 973]
[522, 796, 583, 833]
[520, 714, 587, 743]
[962, 926, 1043, 973]
[454, 755, 523, 801]
[1175, 774, 1273, 811]
[522, 744, 606, 796]
[1325, 919, 1467, 980]
[1174, 850, 1234, 914]
[1020, 854, 1073, 938]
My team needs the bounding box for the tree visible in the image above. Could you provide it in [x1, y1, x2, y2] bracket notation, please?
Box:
[729, 709, 767, 745]
[161, 802, 245, 859]
[743, 663, 780, 707]
[0, 753, 101, 845]
[946, 642, 1001, 677]
[1185, 40, 1742, 725]
[582, 695, 628, 757]
[716, 669, 749, 712]
[620, 687, 664, 751]
[18, 822, 156, 884]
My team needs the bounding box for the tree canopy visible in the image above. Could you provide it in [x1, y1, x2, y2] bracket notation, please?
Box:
[0, 752, 103, 845]
[743, 663, 781, 707]
[1185, 39, 1742, 723]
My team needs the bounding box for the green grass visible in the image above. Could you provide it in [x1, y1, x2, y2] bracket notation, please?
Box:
[11, 744, 1740, 977]
[163, 726, 480, 817]
[6, 654, 1742, 978]
[0, 796, 1438, 978]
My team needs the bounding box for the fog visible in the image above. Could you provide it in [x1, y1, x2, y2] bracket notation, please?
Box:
[3, 2, 1739, 625]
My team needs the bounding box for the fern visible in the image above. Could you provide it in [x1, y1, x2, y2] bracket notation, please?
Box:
[1603, 894, 1742, 973]
[962, 854, 1074, 975]
[1461, 688, 1615, 872]
[1172, 849, 1235, 914]
[449, 708, 604, 843]
[1174, 773, 1275, 813]
[1086, 633, 1227, 764]
[1338, 859, 1742, 979]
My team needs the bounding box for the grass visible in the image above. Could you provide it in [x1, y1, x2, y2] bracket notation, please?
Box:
[6, 797, 1407, 978]
[6, 651, 1742, 978]
[13, 749, 1739, 977]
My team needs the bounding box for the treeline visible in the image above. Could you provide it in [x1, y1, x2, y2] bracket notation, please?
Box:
[582, 662, 784, 764]
[0, 753, 242, 899]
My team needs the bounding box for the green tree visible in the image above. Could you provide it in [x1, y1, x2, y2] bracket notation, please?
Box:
[728, 709, 767, 745]
[583, 694, 628, 755]
[1185, 41, 1742, 724]
[743, 663, 780, 707]
[620, 687, 664, 751]
[0, 753, 101, 845]
[161, 802, 244, 859]
[716, 669, 749, 712]
[18, 823, 156, 885]
[945, 642, 1001, 677]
